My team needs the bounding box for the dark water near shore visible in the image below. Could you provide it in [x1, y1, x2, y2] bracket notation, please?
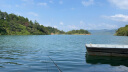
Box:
[1, 35, 128, 72]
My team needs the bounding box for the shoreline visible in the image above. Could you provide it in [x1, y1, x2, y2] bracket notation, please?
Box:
[51, 33, 91, 35]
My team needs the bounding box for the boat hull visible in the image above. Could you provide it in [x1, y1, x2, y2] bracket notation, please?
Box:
[86, 47, 128, 57]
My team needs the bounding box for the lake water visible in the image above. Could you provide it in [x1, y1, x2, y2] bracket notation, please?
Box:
[1, 35, 128, 72]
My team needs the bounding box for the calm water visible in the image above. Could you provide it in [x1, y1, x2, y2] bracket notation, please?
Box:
[1, 35, 128, 72]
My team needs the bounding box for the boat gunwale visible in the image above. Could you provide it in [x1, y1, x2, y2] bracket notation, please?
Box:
[85, 44, 128, 49]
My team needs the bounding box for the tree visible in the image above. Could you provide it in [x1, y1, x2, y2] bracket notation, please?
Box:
[0, 10, 49, 35]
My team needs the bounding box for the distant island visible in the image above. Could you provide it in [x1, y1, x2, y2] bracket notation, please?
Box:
[46, 27, 90, 35]
[65, 29, 90, 35]
[115, 25, 128, 36]
[0, 10, 90, 35]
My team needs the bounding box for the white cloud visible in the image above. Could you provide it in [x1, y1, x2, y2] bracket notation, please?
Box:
[21, 0, 29, 2]
[60, 22, 64, 25]
[38, 3, 47, 6]
[1, 4, 12, 9]
[103, 14, 128, 22]
[15, 5, 19, 7]
[15, 12, 22, 16]
[20, 0, 34, 8]
[21, 0, 34, 4]
[53, 25, 58, 28]
[80, 20, 85, 25]
[68, 25, 78, 30]
[67, 22, 118, 30]
[49, 0, 53, 4]
[100, 23, 118, 29]
[28, 12, 38, 17]
[71, 8, 75, 10]
[59, 1, 63, 4]
[80, 23, 118, 30]
[108, 0, 128, 9]
[82, 0, 94, 6]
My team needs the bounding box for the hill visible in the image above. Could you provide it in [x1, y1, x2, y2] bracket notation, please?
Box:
[0, 10, 90, 35]
[116, 25, 128, 36]
[0, 10, 48, 35]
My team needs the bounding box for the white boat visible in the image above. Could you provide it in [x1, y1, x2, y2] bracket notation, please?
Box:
[85, 44, 128, 57]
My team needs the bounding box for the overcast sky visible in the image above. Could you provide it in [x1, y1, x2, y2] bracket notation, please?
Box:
[0, 0, 128, 31]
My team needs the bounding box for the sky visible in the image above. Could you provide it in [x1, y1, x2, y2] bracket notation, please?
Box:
[0, 0, 128, 31]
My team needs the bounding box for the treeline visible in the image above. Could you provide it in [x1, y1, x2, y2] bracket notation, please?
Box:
[0, 10, 90, 35]
[0, 10, 48, 35]
[66, 29, 90, 35]
[116, 25, 128, 36]
[46, 26, 65, 34]
[46, 28, 91, 35]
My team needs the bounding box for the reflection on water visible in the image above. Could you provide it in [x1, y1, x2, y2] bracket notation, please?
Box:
[86, 54, 128, 67]
[1, 35, 128, 72]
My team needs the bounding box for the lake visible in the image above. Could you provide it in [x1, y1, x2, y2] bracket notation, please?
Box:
[1, 35, 128, 72]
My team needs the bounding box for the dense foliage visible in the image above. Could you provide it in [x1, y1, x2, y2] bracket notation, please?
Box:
[0, 11, 48, 35]
[46, 26, 65, 34]
[0, 10, 90, 35]
[66, 29, 90, 35]
[116, 25, 128, 36]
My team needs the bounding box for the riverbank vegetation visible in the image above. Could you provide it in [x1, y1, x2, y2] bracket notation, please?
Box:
[0, 10, 90, 35]
[46, 26, 65, 35]
[116, 25, 128, 36]
[0, 11, 49, 35]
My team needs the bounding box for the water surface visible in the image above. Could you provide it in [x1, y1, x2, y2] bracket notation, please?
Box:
[0, 35, 128, 72]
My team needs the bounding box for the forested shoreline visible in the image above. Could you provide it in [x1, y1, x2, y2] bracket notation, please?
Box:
[0, 10, 90, 35]
[116, 25, 128, 36]
[0, 10, 49, 35]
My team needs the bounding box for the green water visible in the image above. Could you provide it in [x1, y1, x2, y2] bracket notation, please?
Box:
[0, 35, 128, 72]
